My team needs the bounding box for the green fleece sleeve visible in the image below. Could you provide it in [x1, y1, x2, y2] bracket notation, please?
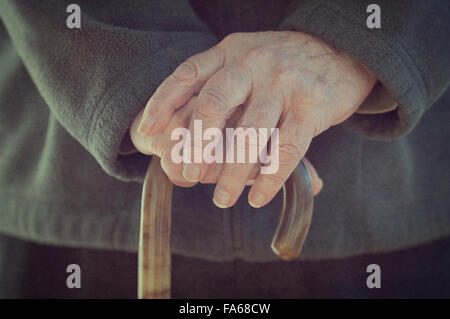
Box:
[279, 0, 450, 140]
[0, 0, 217, 181]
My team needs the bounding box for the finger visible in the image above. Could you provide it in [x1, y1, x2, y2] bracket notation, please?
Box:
[302, 158, 323, 196]
[132, 100, 198, 187]
[212, 96, 283, 208]
[160, 98, 199, 187]
[160, 152, 197, 188]
[130, 109, 153, 155]
[182, 64, 253, 182]
[138, 46, 225, 136]
[132, 120, 197, 187]
[200, 162, 260, 184]
[198, 107, 254, 185]
[199, 162, 223, 184]
[146, 119, 197, 188]
[246, 179, 256, 186]
[248, 113, 315, 208]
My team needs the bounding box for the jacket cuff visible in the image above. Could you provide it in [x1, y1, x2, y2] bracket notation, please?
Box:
[88, 36, 216, 181]
[279, 1, 427, 140]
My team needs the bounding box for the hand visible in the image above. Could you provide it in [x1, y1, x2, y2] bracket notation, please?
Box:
[131, 96, 258, 187]
[131, 95, 324, 194]
[137, 31, 375, 208]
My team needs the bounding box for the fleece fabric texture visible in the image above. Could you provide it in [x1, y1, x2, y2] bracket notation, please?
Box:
[0, 0, 449, 261]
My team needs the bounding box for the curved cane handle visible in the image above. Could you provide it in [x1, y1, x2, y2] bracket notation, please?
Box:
[271, 159, 314, 260]
[138, 157, 314, 298]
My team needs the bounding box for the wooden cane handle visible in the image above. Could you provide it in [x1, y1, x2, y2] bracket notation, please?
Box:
[138, 157, 314, 298]
[271, 159, 314, 260]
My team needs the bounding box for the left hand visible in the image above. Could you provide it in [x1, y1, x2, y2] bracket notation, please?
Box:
[138, 31, 376, 208]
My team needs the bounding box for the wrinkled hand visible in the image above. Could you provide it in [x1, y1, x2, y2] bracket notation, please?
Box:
[131, 96, 323, 192]
[136, 31, 376, 208]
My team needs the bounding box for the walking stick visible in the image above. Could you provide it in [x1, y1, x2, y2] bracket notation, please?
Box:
[138, 156, 314, 299]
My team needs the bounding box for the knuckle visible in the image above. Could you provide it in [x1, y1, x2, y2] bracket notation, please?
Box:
[152, 85, 171, 103]
[311, 109, 331, 136]
[238, 123, 258, 131]
[196, 105, 221, 120]
[293, 114, 320, 139]
[278, 142, 303, 165]
[248, 169, 259, 180]
[171, 60, 198, 85]
[275, 68, 300, 85]
[244, 45, 277, 65]
[145, 108, 157, 120]
[262, 172, 286, 186]
[199, 86, 231, 114]
[242, 114, 271, 131]
[146, 99, 168, 118]
[234, 127, 259, 154]
[235, 140, 257, 156]
[221, 32, 244, 45]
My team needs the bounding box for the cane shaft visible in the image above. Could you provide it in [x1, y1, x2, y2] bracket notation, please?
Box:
[138, 157, 173, 299]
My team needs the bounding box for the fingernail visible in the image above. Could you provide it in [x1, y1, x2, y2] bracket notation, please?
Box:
[249, 192, 265, 208]
[213, 188, 230, 208]
[137, 114, 155, 135]
[183, 163, 200, 182]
